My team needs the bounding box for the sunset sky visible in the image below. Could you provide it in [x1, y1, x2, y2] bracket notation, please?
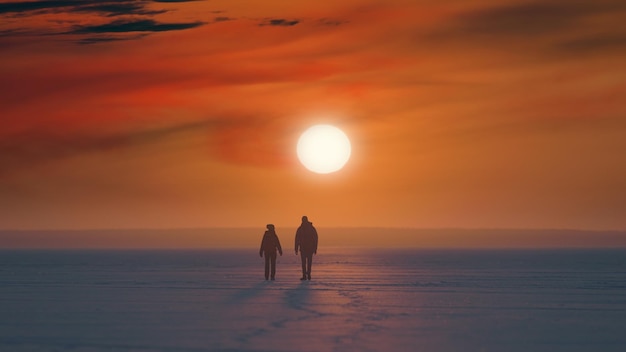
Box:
[1, 0, 625, 231]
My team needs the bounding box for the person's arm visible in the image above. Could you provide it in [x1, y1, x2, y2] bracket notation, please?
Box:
[276, 235, 283, 256]
[294, 229, 300, 254]
[313, 228, 318, 254]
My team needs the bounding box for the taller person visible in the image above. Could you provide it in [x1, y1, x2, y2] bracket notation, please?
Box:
[295, 216, 318, 280]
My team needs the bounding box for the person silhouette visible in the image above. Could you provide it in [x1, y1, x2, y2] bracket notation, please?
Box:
[294, 216, 318, 280]
[259, 224, 283, 280]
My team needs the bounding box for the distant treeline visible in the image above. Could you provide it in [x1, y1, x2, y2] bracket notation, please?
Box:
[1, 228, 625, 249]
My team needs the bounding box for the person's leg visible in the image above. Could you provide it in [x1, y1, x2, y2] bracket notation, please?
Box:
[306, 253, 313, 279]
[264, 254, 270, 280]
[300, 252, 307, 279]
[270, 252, 276, 279]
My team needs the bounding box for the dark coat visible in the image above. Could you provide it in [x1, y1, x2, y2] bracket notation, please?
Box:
[295, 221, 318, 254]
[260, 231, 283, 256]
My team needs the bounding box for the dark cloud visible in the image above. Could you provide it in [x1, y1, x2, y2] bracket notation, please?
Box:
[0, 1, 80, 14]
[72, 19, 204, 34]
[455, 2, 580, 37]
[0, 0, 199, 16]
[259, 18, 299, 27]
[73, 3, 166, 17]
[558, 34, 626, 53]
[318, 18, 348, 26]
[77, 34, 149, 45]
[437, 1, 626, 38]
[213, 16, 233, 23]
[427, 0, 626, 55]
[0, 0, 204, 43]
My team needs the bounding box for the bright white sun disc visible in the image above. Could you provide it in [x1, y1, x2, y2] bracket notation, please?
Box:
[297, 124, 351, 174]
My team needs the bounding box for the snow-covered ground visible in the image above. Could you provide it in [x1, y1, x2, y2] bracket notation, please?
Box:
[1, 248, 625, 351]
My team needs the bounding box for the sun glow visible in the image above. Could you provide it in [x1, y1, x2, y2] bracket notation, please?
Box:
[297, 124, 351, 174]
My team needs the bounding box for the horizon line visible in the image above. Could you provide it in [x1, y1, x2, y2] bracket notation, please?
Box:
[1, 227, 625, 232]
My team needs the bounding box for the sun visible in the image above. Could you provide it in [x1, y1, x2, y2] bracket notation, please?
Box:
[297, 124, 351, 174]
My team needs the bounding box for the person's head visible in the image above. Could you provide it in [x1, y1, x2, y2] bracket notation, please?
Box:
[266, 224, 275, 231]
[301, 216, 308, 223]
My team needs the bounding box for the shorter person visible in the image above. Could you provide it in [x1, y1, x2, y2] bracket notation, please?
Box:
[259, 224, 283, 280]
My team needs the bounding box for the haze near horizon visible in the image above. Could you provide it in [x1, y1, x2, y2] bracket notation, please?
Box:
[1, 228, 625, 249]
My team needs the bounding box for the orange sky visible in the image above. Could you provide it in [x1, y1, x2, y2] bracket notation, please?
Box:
[1, 0, 625, 233]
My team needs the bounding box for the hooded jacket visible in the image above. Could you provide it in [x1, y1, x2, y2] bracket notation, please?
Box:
[295, 221, 318, 254]
[260, 230, 283, 255]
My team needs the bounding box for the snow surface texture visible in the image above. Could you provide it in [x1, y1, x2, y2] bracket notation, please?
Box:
[1, 249, 625, 351]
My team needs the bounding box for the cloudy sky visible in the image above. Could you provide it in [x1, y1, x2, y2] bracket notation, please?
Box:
[1, 0, 625, 231]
